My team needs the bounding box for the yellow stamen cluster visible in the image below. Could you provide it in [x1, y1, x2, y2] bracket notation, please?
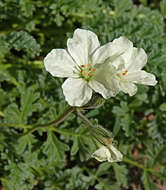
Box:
[116, 70, 128, 77]
[80, 64, 96, 81]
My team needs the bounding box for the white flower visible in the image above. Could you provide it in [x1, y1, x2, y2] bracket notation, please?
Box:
[44, 29, 132, 106]
[97, 41, 158, 96]
[92, 144, 123, 162]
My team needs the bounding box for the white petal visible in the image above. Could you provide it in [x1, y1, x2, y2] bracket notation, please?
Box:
[119, 81, 137, 96]
[111, 56, 126, 71]
[67, 29, 100, 66]
[89, 80, 110, 99]
[93, 63, 120, 97]
[108, 145, 123, 162]
[92, 36, 133, 65]
[92, 145, 123, 162]
[125, 71, 157, 86]
[127, 48, 147, 71]
[92, 146, 111, 162]
[44, 49, 75, 78]
[62, 78, 92, 106]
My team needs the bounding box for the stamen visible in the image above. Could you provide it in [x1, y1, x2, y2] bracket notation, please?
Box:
[116, 73, 121, 77]
[88, 73, 92, 77]
[79, 63, 96, 80]
[122, 70, 128, 75]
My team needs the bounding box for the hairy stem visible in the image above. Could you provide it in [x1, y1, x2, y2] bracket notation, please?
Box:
[20, 107, 74, 137]
[123, 157, 165, 179]
[76, 108, 95, 129]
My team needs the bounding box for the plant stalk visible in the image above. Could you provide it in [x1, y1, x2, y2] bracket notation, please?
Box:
[20, 107, 74, 137]
[76, 108, 95, 129]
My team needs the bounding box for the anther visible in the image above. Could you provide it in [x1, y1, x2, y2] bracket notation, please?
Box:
[116, 73, 120, 77]
[93, 68, 96, 71]
[88, 64, 91, 68]
[88, 73, 92, 77]
[81, 65, 85, 68]
[122, 70, 128, 75]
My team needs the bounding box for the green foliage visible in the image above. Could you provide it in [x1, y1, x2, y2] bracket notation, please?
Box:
[43, 131, 69, 164]
[160, 0, 166, 17]
[0, 0, 166, 189]
[113, 163, 128, 188]
[142, 171, 157, 190]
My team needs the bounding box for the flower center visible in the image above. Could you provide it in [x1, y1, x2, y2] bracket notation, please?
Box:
[79, 64, 96, 81]
[116, 69, 128, 78]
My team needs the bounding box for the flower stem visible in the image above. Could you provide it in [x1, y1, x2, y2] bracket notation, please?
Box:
[76, 108, 95, 129]
[20, 107, 74, 137]
[123, 157, 165, 179]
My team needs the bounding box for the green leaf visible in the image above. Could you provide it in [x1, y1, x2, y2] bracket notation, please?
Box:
[113, 163, 128, 188]
[3, 85, 40, 125]
[2, 162, 37, 190]
[113, 116, 121, 136]
[19, 0, 35, 17]
[142, 171, 157, 190]
[4, 103, 21, 123]
[160, 0, 166, 17]
[78, 136, 95, 161]
[20, 85, 40, 123]
[114, 0, 132, 16]
[155, 145, 166, 164]
[95, 180, 121, 190]
[96, 162, 112, 177]
[71, 127, 96, 161]
[43, 132, 69, 164]
[139, 0, 147, 5]
[0, 89, 10, 107]
[121, 114, 132, 137]
[0, 34, 10, 60]
[0, 66, 20, 87]
[71, 136, 79, 156]
[7, 31, 40, 58]
[16, 134, 37, 155]
[85, 109, 99, 118]
[159, 102, 166, 111]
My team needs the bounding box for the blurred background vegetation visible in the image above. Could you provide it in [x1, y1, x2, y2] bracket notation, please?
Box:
[0, 0, 166, 189]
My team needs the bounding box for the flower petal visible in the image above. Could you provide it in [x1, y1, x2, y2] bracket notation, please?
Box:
[118, 81, 137, 96]
[92, 145, 123, 162]
[44, 49, 76, 78]
[91, 146, 111, 162]
[127, 48, 147, 71]
[89, 80, 110, 99]
[125, 71, 157, 86]
[67, 29, 100, 66]
[92, 36, 133, 65]
[62, 78, 92, 106]
[93, 63, 120, 97]
[108, 145, 123, 162]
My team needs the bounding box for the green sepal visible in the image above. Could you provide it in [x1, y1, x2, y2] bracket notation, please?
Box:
[83, 93, 105, 109]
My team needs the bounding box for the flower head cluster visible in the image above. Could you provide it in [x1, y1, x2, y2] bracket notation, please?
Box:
[44, 29, 157, 107]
